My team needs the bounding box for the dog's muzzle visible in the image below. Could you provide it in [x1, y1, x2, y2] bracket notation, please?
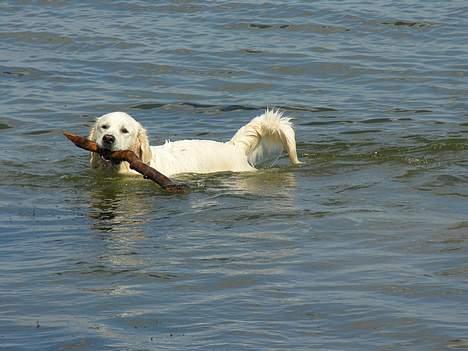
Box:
[100, 135, 121, 165]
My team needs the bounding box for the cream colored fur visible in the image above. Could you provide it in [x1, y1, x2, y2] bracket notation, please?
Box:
[88, 109, 300, 177]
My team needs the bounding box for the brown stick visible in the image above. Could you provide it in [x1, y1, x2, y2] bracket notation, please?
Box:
[64, 132, 189, 193]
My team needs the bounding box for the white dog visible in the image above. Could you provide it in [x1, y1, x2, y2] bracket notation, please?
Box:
[88, 109, 301, 177]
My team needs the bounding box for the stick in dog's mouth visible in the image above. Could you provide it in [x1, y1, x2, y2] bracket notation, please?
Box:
[98, 148, 121, 165]
[63, 132, 189, 193]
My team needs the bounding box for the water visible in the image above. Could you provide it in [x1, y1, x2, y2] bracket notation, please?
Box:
[1, 1, 467, 350]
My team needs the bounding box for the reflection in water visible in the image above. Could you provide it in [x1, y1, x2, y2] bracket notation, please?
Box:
[230, 168, 298, 197]
[86, 175, 154, 268]
[179, 167, 297, 197]
[177, 168, 299, 221]
[88, 175, 151, 235]
[83, 169, 299, 278]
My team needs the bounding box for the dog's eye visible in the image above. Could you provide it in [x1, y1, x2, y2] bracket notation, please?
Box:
[121, 128, 129, 134]
[101, 124, 109, 130]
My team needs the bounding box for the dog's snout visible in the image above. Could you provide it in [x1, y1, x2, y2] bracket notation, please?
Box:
[102, 134, 115, 145]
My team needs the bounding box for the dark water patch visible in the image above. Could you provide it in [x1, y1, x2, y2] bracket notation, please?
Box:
[0, 122, 12, 130]
[195, 131, 210, 137]
[340, 129, 382, 135]
[2, 70, 27, 78]
[381, 20, 435, 28]
[303, 120, 352, 126]
[396, 139, 461, 160]
[448, 222, 468, 231]
[132, 102, 338, 114]
[225, 22, 349, 34]
[300, 137, 467, 167]
[271, 61, 353, 76]
[334, 183, 379, 194]
[220, 104, 258, 112]
[428, 174, 468, 187]
[58, 266, 178, 281]
[303, 209, 333, 218]
[437, 265, 468, 278]
[389, 108, 433, 114]
[249, 23, 275, 30]
[146, 272, 178, 280]
[241, 48, 263, 54]
[70, 35, 143, 51]
[280, 105, 338, 113]
[59, 266, 135, 277]
[0, 66, 47, 79]
[361, 118, 393, 124]
[179, 102, 258, 112]
[401, 134, 429, 143]
[131, 102, 258, 112]
[400, 136, 467, 152]
[22, 129, 58, 136]
[430, 191, 468, 198]
[0, 31, 73, 46]
[130, 103, 165, 110]
[287, 23, 350, 34]
[423, 138, 466, 152]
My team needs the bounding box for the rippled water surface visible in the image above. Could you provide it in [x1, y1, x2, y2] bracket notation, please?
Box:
[1, 1, 467, 350]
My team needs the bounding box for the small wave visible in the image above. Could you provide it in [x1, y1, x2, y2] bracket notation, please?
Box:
[0, 122, 12, 130]
[0, 65, 47, 80]
[361, 118, 393, 124]
[130, 103, 165, 110]
[303, 120, 351, 126]
[381, 20, 435, 28]
[422, 138, 466, 152]
[1, 70, 27, 78]
[0, 31, 72, 45]
[224, 22, 349, 34]
[131, 102, 337, 114]
[282, 106, 338, 113]
[446, 339, 468, 349]
[240, 48, 263, 54]
[131, 102, 257, 112]
[22, 129, 58, 136]
[389, 108, 433, 114]
[300, 136, 467, 167]
[340, 129, 382, 135]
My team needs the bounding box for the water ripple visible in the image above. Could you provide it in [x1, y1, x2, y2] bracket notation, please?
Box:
[1, 1, 467, 350]
[131, 101, 338, 114]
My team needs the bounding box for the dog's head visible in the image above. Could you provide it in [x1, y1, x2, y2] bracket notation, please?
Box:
[88, 112, 152, 172]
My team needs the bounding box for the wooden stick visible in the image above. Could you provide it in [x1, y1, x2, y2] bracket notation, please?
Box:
[64, 132, 189, 193]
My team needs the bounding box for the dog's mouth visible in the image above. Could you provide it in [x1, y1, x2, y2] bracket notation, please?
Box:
[99, 147, 122, 166]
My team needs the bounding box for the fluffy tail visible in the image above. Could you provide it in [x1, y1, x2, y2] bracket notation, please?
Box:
[229, 109, 301, 167]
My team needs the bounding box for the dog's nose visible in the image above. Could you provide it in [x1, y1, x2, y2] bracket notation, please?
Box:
[102, 134, 115, 145]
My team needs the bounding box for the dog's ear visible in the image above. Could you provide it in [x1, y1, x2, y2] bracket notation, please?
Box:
[134, 125, 152, 165]
[88, 120, 100, 168]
